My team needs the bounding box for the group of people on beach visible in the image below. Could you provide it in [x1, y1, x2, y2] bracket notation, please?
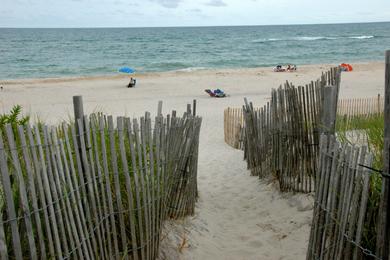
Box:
[274, 64, 297, 72]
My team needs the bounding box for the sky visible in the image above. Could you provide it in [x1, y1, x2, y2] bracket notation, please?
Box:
[1, 0, 390, 28]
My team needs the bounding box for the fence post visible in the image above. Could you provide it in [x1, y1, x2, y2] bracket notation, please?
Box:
[377, 50, 390, 258]
[378, 93, 381, 114]
[73, 94, 84, 129]
[157, 100, 163, 116]
[193, 99, 197, 116]
[320, 85, 337, 135]
[73, 96, 85, 169]
[73, 95, 84, 129]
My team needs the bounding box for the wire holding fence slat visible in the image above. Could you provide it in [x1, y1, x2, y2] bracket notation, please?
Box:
[0, 102, 201, 259]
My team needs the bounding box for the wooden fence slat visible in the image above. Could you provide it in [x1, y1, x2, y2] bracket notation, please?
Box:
[126, 117, 147, 260]
[107, 116, 128, 255]
[133, 118, 151, 260]
[353, 153, 373, 259]
[49, 128, 76, 256]
[5, 125, 37, 259]
[146, 115, 158, 259]
[34, 125, 63, 259]
[0, 206, 7, 259]
[83, 116, 105, 258]
[62, 123, 94, 259]
[158, 116, 168, 228]
[98, 116, 120, 258]
[70, 123, 99, 257]
[344, 146, 367, 259]
[18, 125, 46, 259]
[50, 129, 82, 259]
[26, 125, 56, 257]
[89, 117, 110, 259]
[0, 131, 23, 260]
[118, 117, 139, 260]
[59, 125, 92, 260]
[154, 115, 163, 254]
[140, 116, 153, 260]
[43, 126, 70, 255]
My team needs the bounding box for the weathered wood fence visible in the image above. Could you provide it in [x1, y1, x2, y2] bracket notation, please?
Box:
[0, 100, 201, 259]
[306, 134, 376, 260]
[308, 51, 390, 260]
[224, 94, 384, 151]
[337, 94, 384, 118]
[224, 107, 250, 150]
[241, 68, 340, 192]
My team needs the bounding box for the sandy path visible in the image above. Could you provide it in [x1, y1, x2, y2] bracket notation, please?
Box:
[160, 101, 314, 260]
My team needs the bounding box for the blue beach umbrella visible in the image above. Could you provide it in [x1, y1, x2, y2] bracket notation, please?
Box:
[119, 67, 136, 74]
[119, 67, 137, 87]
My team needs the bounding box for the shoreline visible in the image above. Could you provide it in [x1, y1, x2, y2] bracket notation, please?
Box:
[0, 60, 384, 85]
[0, 60, 385, 124]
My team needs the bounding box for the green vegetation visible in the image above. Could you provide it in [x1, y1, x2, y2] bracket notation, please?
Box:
[0, 105, 30, 128]
[336, 113, 384, 253]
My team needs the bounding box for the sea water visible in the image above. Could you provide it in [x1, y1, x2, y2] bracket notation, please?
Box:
[0, 22, 390, 80]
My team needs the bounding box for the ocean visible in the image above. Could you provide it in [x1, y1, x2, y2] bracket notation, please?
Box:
[1, 22, 390, 80]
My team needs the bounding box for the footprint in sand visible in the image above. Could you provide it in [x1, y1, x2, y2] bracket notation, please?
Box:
[256, 223, 280, 233]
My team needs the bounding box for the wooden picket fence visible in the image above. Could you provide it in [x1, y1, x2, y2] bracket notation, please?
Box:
[224, 107, 247, 150]
[306, 134, 377, 260]
[240, 68, 340, 192]
[224, 94, 384, 151]
[0, 104, 201, 259]
[337, 94, 384, 118]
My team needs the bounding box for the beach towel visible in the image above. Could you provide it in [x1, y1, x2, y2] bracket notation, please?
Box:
[205, 89, 227, 98]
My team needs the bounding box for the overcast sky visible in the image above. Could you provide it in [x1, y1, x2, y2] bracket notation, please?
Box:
[1, 0, 390, 28]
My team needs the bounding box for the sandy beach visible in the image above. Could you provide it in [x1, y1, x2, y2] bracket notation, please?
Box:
[0, 62, 386, 259]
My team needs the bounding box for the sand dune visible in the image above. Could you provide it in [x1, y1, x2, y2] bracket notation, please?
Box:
[0, 62, 385, 259]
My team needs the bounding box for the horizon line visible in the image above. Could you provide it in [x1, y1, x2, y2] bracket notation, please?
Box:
[1, 20, 390, 29]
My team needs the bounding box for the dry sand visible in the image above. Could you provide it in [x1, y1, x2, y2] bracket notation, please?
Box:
[0, 62, 385, 259]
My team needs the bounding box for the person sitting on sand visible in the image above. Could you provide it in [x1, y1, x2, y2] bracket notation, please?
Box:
[128, 77, 136, 88]
[274, 65, 285, 72]
[287, 64, 297, 72]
